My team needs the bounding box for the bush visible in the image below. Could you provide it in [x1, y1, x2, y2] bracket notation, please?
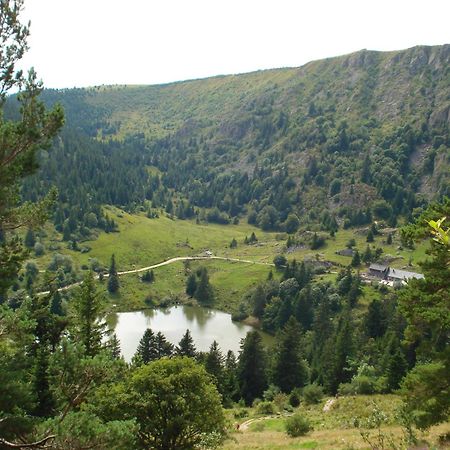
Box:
[302, 384, 324, 405]
[285, 413, 312, 437]
[256, 401, 275, 415]
[289, 390, 301, 407]
[34, 242, 45, 256]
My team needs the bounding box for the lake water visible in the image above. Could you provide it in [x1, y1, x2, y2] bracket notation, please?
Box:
[109, 305, 271, 362]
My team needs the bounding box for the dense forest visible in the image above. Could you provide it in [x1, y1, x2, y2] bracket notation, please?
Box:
[13, 44, 450, 240]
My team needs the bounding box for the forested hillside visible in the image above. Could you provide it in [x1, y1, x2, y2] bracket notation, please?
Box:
[17, 44, 450, 238]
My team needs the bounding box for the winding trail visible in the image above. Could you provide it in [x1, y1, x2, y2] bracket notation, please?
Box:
[36, 255, 274, 296]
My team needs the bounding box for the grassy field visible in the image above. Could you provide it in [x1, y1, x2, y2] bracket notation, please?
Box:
[222, 395, 450, 449]
[29, 208, 428, 313]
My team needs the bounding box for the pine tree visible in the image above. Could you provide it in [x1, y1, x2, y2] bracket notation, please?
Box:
[185, 273, 197, 297]
[351, 250, 361, 267]
[271, 317, 309, 393]
[108, 333, 122, 360]
[107, 253, 119, 293]
[237, 331, 268, 405]
[154, 331, 174, 358]
[24, 228, 36, 248]
[176, 329, 197, 357]
[50, 290, 64, 316]
[205, 340, 225, 392]
[230, 238, 237, 248]
[362, 245, 373, 264]
[366, 229, 374, 242]
[135, 328, 158, 364]
[194, 267, 213, 305]
[323, 312, 354, 394]
[223, 350, 240, 404]
[73, 271, 107, 357]
[251, 284, 266, 318]
[386, 233, 393, 245]
[364, 299, 387, 338]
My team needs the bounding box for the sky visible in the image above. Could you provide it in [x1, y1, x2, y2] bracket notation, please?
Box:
[19, 0, 450, 89]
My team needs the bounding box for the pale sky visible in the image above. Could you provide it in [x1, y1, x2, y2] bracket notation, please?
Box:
[20, 0, 450, 89]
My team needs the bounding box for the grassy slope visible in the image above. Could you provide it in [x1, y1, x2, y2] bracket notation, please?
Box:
[222, 395, 449, 449]
[31, 207, 427, 313]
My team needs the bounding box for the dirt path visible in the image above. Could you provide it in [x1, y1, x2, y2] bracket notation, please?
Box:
[36, 255, 274, 296]
[238, 412, 293, 432]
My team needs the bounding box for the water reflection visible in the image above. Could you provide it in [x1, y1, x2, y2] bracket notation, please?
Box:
[111, 305, 271, 362]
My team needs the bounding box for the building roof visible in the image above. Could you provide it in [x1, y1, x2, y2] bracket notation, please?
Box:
[387, 268, 424, 281]
[369, 263, 388, 272]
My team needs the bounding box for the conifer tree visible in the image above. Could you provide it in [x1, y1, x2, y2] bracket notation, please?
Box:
[271, 317, 309, 393]
[73, 271, 107, 357]
[194, 267, 213, 305]
[24, 228, 36, 248]
[323, 312, 354, 394]
[134, 328, 158, 364]
[108, 333, 122, 360]
[176, 329, 197, 358]
[185, 273, 197, 297]
[251, 284, 266, 318]
[107, 253, 119, 293]
[154, 331, 174, 358]
[224, 350, 240, 404]
[237, 331, 268, 405]
[205, 340, 225, 392]
[351, 250, 361, 267]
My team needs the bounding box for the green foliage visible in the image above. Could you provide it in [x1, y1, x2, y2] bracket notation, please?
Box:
[194, 267, 214, 305]
[237, 331, 268, 405]
[273, 254, 287, 269]
[176, 329, 197, 358]
[271, 317, 309, 393]
[72, 271, 107, 357]
[302, 384, 324, 405]
[107, 253, 119, 294]
[285, 413, 312, 437]
[401, 360, 450, 430]
[124, 357, 226, 450]
[39, 411, 137, 450]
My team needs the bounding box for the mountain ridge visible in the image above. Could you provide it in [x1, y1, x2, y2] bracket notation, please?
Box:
[22, 44, 449, 235]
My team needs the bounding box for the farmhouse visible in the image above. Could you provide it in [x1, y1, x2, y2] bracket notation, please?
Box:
[368, 263, 424, 285]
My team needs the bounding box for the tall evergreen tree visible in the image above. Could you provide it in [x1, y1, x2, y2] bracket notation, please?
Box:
[237, 331, 268, 405]
[194, 267, 213, 305]
[323, 312, 354, 394]
[134, 328, 158, 364]
[185, 273, 197, 297]
[72, 271, 107, 357]
[205, 340, 225, 393]
[251, 284, 266, 318]
[176, 329, 197, 358]
[154, 331, 174, 359]
[107, 253, 120, 293]
[24, 228, 36, 248]
[271, 317, 309, 393]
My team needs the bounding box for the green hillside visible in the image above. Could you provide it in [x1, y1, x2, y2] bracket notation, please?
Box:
[23, 44, 448, 245]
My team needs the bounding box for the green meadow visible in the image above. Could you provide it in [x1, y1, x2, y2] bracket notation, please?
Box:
[31, 207, 428, 313]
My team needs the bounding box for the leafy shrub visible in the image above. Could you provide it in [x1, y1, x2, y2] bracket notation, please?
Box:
[302, 384, 324, 405]
[233, 408, 248, 419]
[289, 389, 301, 407]
[285, 413, 312, 437]
[34, 242, 45, 256]
[256, 401, 275, 415]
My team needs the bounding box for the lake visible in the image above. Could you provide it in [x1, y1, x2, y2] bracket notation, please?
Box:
[109, 305, 271, 362]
